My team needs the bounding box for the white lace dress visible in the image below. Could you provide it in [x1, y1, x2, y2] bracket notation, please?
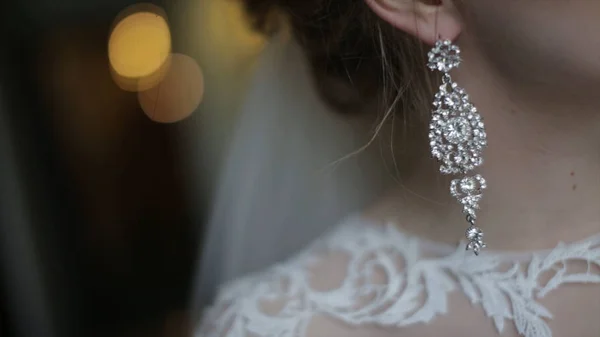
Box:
[197, 216, 600, 337]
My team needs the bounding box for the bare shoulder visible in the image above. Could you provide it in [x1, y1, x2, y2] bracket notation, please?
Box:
[196, 220, 409, 337]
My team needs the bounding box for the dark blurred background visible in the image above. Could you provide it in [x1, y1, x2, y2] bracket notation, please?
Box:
[0, 0, 265, 335]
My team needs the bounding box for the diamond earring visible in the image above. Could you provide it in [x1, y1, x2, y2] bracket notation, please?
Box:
[427, 40, 488, 255]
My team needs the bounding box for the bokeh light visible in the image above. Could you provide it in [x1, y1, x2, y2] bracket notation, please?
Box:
[137, 53, 204, 123]
[108, 4, 171, 92]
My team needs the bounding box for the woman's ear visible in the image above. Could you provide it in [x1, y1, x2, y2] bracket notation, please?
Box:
[364, 0, 462, 45]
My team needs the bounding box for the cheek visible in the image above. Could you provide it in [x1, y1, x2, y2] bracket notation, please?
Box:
[461, 0, 600, 90]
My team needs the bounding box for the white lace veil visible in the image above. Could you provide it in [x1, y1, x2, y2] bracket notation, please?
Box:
[193, 35, 390, 307]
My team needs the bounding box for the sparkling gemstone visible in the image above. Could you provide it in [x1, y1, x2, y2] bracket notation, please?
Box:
[460, 177, 477, 193]
[437, 61, 446, 71]
[442, 117, 473, 144]
[444, 93, 461, 107]
[466, 226, 483, 241]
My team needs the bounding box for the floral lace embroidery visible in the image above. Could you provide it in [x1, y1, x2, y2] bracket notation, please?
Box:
[197, 220, 600, 337]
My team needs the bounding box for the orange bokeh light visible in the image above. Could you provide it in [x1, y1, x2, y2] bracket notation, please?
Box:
[137, 53, 204, 123]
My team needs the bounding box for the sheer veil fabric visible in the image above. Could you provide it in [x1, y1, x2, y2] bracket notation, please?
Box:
[193, 35, 391, 308]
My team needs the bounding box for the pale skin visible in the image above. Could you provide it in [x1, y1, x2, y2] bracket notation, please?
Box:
[364, 0, 600, 251]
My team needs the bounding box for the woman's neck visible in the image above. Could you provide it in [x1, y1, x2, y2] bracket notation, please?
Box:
[371, 39, 600, 251]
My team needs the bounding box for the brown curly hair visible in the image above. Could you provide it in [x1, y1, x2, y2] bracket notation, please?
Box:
[242, 0, 437, 129]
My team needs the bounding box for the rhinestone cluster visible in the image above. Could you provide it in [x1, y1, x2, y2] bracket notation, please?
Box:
[450, 175, 487, 219]
[429, 83, 487, 174]
[427, 40, 461, 72]
[428, 40, 488, 255]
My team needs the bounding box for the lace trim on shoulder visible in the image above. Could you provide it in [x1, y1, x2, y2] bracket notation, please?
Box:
[198, 222, 600, 337]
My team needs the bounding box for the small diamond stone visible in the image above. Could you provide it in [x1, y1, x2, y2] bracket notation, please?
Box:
[466, 226, 483, 241]
[460, 177, 477, 193]
[442, 117, 473, 144]
[444, 93, 462, 107]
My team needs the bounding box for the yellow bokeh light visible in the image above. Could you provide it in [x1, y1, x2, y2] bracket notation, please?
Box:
[109, 4, 171, 91]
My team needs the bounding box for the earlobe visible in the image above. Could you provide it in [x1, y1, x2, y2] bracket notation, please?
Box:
[364, 0, 462, 45]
